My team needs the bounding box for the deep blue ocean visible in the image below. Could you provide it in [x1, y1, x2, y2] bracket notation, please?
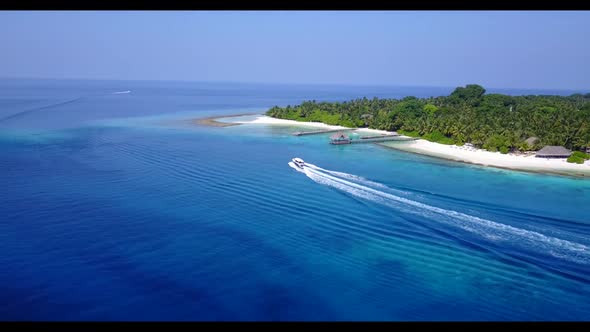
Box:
[1, 78, 589, 321]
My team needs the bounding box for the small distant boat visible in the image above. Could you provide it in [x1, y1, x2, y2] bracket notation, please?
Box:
[292, 157, 305, 169]
[113, 90, 131, 94]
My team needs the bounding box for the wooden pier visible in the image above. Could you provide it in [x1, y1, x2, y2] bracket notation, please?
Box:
[328, 135, 417, 145]
[293, 128, 356, 136]
[290, 127, 417, 144]
[359, 133, 399, 139]
[350, 136, 418, 144]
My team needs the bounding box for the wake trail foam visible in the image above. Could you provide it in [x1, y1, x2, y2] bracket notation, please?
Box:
[0, 97, 84, 123]
[298, 163, 589, 265]
[306, 163, 388, 189]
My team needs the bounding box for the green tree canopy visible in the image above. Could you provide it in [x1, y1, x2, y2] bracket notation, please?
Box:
[450, 84, 486, 100]
[265, 85, 590, 152]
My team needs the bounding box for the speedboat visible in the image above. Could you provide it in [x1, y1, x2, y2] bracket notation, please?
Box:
[292, 158, 305, 169]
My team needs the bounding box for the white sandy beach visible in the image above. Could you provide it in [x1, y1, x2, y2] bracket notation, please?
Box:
[224, 115, 590, 176]
[381, 139, 590, 176]
[233, 115, 349, 129]
[233, 115, 392, 135]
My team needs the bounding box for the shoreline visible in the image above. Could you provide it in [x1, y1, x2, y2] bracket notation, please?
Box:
[224, 114, 394, 135]
[192, 112, 261, 127]
[378, 139, 590, 178]
[194, 114, 590, 178]
[376, 143, 589, 178]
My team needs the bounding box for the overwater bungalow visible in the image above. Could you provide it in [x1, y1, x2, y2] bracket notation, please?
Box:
[535, 146, 572, 158]
[330, 132, 351, 145]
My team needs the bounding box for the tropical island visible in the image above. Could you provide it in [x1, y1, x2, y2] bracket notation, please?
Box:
[193, 84, 590, 176]
[264, 85, 590, 171]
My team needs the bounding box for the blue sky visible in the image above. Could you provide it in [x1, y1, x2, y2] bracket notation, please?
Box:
[1, 11, 589, 90]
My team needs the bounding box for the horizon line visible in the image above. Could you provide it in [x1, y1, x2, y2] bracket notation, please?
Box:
[0, 75, 586, 93]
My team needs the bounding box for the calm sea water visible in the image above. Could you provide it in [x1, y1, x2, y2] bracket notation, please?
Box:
[1, 79, 589, 321]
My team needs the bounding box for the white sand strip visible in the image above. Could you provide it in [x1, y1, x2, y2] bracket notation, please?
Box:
[230, 115, 349, 130]
[381, 139, 590, 176]
[231, 115, 397, 135]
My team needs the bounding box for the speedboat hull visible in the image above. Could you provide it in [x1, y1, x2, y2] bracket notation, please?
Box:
[288, 161, 305, 173]
[292, 158, 305, 169]
[290, 158, 306, 172]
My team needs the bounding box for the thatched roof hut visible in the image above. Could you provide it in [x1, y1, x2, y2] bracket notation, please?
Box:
[535, 146, 571, 158]
[330, 132, 351, 145]
[331, 132, 349, 140]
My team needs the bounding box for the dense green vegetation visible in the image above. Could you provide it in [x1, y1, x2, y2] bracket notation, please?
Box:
[266, 84, 590, 153]
[572, 151, 590, 159]
[567, 151, 590, 164]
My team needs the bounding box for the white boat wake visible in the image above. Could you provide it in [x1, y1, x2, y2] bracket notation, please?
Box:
[305, 163, 389, 189]
[113, 90, 131, 94]
[288, 159, 590, 265]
